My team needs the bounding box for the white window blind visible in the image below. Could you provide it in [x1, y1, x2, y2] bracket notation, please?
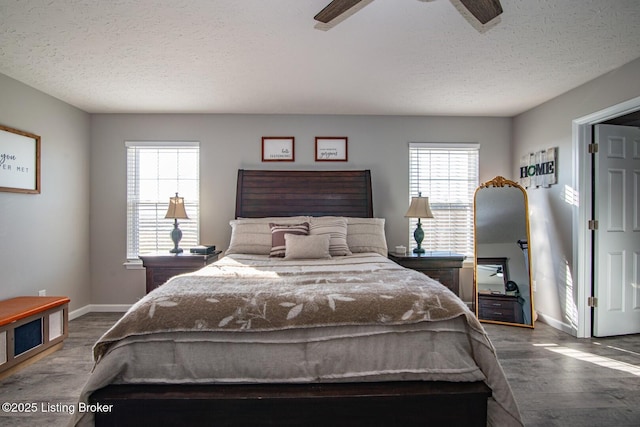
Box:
[126, 141, 200, 261]
[408, 142, 479, 256]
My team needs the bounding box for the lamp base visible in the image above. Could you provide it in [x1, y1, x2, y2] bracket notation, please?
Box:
[412, 220, 425, 255]
[170, 220, 184, 254]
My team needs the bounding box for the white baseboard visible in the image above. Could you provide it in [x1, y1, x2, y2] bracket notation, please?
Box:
[69, 304, 131, 321]
[536, 312, 577, 337]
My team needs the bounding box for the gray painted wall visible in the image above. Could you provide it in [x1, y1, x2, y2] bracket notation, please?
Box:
[512, 57, 640, 334]
[0, 74, 91, 311]
[90, 114, 511, 304]
[7, 55, 638, 332]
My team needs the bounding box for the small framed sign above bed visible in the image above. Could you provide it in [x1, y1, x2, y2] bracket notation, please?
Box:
[315, 137, 348, 162]
[262, 137, 295, 162]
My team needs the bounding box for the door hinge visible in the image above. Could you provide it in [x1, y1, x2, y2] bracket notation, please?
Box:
[588, 296, 598, 307]
[588, 143, 599, 154]
[588, 220, 599, 230]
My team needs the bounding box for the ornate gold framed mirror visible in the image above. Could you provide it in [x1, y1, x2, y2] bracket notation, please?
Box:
[474, 176, 534, 328]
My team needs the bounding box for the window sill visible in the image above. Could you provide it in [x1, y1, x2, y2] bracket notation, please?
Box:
[124, 260, 144, 270]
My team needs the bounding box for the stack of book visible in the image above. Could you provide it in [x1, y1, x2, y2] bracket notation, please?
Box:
[190, 245, 216, 255]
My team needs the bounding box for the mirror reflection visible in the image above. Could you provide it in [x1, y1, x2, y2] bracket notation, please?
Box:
[474, 176, 534, 328]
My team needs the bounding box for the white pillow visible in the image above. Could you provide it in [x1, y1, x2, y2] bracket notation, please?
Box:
[309, 217, 352, 256]
[226, 216, 310, 255]
[346, 217, 388, 256]
[284, 234, 331, 260]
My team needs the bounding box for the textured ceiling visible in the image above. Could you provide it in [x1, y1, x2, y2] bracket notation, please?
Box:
[1, 0, 639, 116]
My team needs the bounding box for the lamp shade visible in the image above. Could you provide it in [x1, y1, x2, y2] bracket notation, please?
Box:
[404, 195, 434, 219]
[165, 193, 189, 219]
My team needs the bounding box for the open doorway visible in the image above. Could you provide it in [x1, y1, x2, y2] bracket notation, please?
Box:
[572, 96, 640, 338]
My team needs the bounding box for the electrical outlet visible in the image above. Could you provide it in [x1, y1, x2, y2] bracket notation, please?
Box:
[38, 289, 46, 296]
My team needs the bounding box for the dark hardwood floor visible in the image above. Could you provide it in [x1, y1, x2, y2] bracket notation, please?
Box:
[0, 312, 638, 426]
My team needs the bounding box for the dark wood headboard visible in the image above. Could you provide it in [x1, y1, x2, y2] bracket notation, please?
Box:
[235, 170, 373, 218]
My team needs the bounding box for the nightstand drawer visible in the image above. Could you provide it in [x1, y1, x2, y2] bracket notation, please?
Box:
[420, 269, 454, 288]
[478, 298, 512, 309]
[148, 268, 188, 288]
[477, 294, 523, 323]
[478, 307, 515, 322]
[140, 251, 221, 293]
[388, 252, 464, 297]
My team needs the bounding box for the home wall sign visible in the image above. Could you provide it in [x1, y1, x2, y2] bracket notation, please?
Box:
[0, 124, 41, 194]
[519, 147, 557, 188]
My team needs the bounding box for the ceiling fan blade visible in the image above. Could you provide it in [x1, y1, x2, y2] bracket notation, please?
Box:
[314, 0, 364, 23]
[459, 0, 503, 24]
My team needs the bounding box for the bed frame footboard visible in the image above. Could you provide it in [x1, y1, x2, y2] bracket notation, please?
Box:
[90, 381, 491, 426]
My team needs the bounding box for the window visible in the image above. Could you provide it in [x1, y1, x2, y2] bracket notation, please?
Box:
[408, 142, 479, 256]
[126, 141, 199, 261]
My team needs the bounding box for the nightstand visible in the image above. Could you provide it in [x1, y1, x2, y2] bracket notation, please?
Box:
[139, 251, 222, 293]
[477, 294, 524, 324]
[388, 251, 465, 297]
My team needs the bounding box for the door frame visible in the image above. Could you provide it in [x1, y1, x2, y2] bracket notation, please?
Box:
[572, 95, 640, 338]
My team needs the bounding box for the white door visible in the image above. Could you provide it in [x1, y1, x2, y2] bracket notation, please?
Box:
[593, 124, 640, 336]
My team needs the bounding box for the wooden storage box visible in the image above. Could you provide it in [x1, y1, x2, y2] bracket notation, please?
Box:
[0, 296, 70, 379]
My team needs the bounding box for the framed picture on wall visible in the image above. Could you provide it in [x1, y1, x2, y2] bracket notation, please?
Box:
[0, 124, 41, 194]
[315, 137, 348, 162]
[262, 137, 295, 162]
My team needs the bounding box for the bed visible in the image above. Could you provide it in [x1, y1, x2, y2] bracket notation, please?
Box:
[74, 170, 522, 427]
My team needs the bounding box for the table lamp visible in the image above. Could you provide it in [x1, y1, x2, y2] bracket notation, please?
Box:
[404, 192, 434, 254]
[165, 192, 189, 253]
